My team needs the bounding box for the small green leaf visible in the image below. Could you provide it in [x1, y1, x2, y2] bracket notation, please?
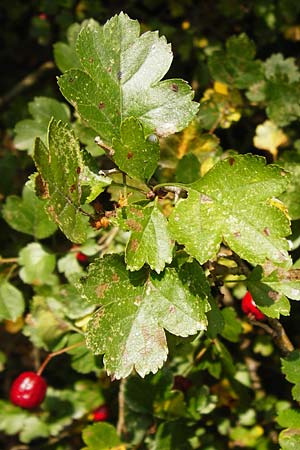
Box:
[277, 409, 300, 428]
[14, 97, 70, 154]
[0, 400, 30, 435]
[18, 242, 56, 285]
[112, 117, 160, 181]
[117, 201, 174, 273]
[168, 154, 291, 267]
[22, 296, 71, 350]
[208, 33, 263, 89]
[281, 350, 300, 402]
[2, 179, 57, 239]
[53, 22, 82, 72]
[79, 254, 209, 378]
[82, 423, 123, 450]
[220, 307, 242, 342]
[0, 280, 25, 321]
[58, 13, 198, 148]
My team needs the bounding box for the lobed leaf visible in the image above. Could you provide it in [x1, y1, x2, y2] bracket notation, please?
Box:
[168, 154, 291, 267]
[58, 12, 198, 180]
[2, 179, 57, 239]
[78, 254, 209, 378]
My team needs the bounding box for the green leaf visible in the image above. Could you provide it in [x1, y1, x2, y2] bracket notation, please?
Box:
[19, 416, 49, 443]
[117, 200, 174, 273]
[175, 153, 200, 184]
[66, 334, 102, 374]
[153, 420, 193, 450]
[82, 423, 123, 450]
[277, 409, 300, 428]
[281, 350, 300, 401]
[18, 242, 56, 285]
[279, 429, 300, 450]
[247, 267, 291, 318]
[264, 54, 300, 83]
[220, 307, 242, 342]
[14, 97, 70, 154]
[258, 267, 300, 301]
[208, 33, 263, 89]
[0, 400, 30, 435]
[79, 254, 209, 378]
[53, 22, 82, 72]
[58, 13, 198, 147]
[0, 280, 25, 321]
[2, 179, 57, 239]
[168, 154, 291, 267]
[22, 296, 71, 350]
[278, 161, 300, 220]
[112, 117, 160, 181]
[247, 54, 300, 127]
[33, 119, 109, 243]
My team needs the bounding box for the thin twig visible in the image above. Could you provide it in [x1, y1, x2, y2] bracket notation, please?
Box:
[0, 257, 18, 264]
[0, 61, 55, 109]
[117, 378, 126, 437]
[36, 341, 84, 376]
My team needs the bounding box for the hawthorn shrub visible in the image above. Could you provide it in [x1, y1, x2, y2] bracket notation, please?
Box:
[1, 7, 300, 450]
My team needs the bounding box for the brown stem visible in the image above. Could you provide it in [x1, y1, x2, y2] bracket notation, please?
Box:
[267, 318, 295, 355]
[0, 61, 55, 109]
[116, 378, 126, 437]
[36, 341, 84, 376]
[250, 318, 294, 356]
[0, 257, 18, 264]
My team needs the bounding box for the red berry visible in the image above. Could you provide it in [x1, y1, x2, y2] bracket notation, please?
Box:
[76, 252, 88, 263]
[38, 13, 48, 20]
[10, 372, 47, 409]
[91, 404, 109, 422]
[241, 291, 266, 321]
[173, 375, 193, 392]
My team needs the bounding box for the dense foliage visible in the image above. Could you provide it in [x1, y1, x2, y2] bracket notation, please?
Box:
[1, 1, 300, 449]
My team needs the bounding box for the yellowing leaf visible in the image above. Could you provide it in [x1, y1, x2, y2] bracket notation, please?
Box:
[254, 120, 288, 159]
[214, 81, 228, 95]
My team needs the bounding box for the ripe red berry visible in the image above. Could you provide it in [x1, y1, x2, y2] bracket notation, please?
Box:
[241, 291, 266, 321]
[91, 404, 109, 422]
[76, 252, 88, 263]
[10, 371, 47, 409]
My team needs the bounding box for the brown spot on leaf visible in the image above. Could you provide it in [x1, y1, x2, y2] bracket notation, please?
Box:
[77, 167, 81, 174]
[68, 77, 74, 83]
[130, 239, 139, 252]
[126, 219, 142, 232]
[89, 57, 94, 63]
[229, 157, 235, 166]
[36, 174, 49, 199]
[98, 102, 105, 110]
[112, 273, 120, 282]
[96, 283, 109, 298]
[171, 83, 178, 92]
[263, 227, 271, 236]
[127, 151, 133, 159]
[234, 231, 241, 238]
[268, 290, 280, 301]
[129, 207, 144, 218]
